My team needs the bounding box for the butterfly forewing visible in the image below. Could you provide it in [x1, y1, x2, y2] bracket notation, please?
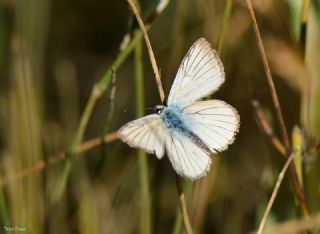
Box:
[183, 100, 240, 153]
[167, 38, 225, 107]
[118, 114, 166, 159]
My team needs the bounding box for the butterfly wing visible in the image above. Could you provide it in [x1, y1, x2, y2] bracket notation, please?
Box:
[118, 114, 166, 159]
[183, 100, 240, 153]
[119, 38, 238, 180]
[165, 130, 212, 180]
[167, 38, 225, 107]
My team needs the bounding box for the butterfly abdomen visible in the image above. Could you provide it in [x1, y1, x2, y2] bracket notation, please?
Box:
[160, 107, 211, 153]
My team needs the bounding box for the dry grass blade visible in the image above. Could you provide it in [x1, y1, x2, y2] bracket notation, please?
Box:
[252, 100, 286, 156]
[302, 0, 311, 24]
[133, 1, 152, 231]
[254, 212, 320, 234]
[0, 0, 170, 191]
[245, 0, 309, 217]
[126, 1, 193, 232]
[176, 175, 193, 234]
[257, 153, 295, 234]
[126, 0, 165, 104]
[245, 0, 290, 151]
[0, 132, 119, 187]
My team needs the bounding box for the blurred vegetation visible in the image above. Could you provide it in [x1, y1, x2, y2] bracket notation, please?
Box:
[0, 0, 319, 233]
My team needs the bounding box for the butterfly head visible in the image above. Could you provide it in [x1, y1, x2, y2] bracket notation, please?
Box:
[155, 105, 165, 114]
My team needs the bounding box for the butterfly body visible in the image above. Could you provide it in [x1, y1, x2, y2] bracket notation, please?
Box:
[160, 106, 185, 129]
[118, 38, 240, 180]
[160, 106, 211, 154]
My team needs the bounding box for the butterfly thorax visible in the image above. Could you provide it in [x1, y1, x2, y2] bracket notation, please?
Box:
[159, 106, 211, 153]
[159, 106, 185, 129]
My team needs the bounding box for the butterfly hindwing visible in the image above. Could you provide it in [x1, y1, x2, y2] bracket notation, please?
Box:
[118, 114, 166, 159]
[165, 130, 212, 180]
[167, 38, 225, 107]
[183, 100, 240, 153]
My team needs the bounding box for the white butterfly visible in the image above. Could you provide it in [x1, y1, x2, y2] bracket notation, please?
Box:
[118, 38, 240, 180]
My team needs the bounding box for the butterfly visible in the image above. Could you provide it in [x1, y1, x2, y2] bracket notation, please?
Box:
[118, 38, 240, 180]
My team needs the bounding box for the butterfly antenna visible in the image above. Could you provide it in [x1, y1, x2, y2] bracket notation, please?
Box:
[123, 107, 155, 113]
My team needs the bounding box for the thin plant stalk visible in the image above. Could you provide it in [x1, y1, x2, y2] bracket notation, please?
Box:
[256, 212, 320, 234]
[257, 153, 295, 234]
[217, 0, 233, 54]
[58, 23, 145, 201]
[245, 0, 290, 151]
[0, 132, 119, 187]
[126, 1, 192, 233]
[134, 1, 152, 232]
[127, 0, 165, 103]
[301, 0, 311, 24]
[0, 188, 9, 226]
[245, 0, 309, 218]
[72, 34, 141, 149]
[54, 34, 144, 201]
[252, 100, 286, 156]
[172, 181, 192, 234]
[72, 0, 169, 151]
[172, 207, 182, 234]
[95, 70, 118, 175]
[175, 175, 193, 234]
[0, 0, 170, 190]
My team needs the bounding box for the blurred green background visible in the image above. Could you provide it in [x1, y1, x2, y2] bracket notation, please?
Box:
[0, 0, 319, 233]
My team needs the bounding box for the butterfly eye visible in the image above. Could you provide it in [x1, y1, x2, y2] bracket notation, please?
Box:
[155, 105, 164, 114]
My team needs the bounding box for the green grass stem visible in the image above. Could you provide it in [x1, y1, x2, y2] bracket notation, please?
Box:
[0, 188, 9, 226]
[172, 181, 192, 234]
[55, 31, 144, 201]
[134, 1, 152, 232]
[217, 0, 233, 55]
[72, 33, 142, 149]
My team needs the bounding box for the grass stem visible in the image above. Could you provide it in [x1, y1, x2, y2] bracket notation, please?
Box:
[217, 0, 233, 55]
[252, 100, 286, 156]
[246, 0, 309, 218]
[127, 0, 165, 104]
[72, 34, 141, 149]
[134, 1, 152, 231]
[257, 153, 295, 234]
[172, 180, 192, 234]
[0, 132, 119, 187]
[126, 1, 194, 233]
[0, 188, 9, 226]
[175, 175, 193, 234]
[245, 0, 290, 151]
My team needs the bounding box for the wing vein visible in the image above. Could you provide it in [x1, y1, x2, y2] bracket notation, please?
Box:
[178, 137, 197, 177]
